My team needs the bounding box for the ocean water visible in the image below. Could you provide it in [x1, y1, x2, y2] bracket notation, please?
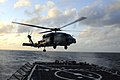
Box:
[0, 50, 120, 80]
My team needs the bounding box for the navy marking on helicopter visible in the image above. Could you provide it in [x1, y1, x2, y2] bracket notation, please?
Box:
[12, 17, 86, 52]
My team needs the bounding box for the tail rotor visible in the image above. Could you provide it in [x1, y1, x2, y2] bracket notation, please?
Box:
[27, 31, 33, 44]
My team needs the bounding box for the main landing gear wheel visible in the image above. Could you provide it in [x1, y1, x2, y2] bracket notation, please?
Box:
[64, 46, 68, 49]
[43, 49, 46, 52]
[43, 47, 46, 52]
[53, 45, 57, 49]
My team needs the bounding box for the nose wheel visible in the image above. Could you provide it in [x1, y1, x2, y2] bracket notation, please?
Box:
[43, 47, 46, 52]
[53, 45, 57, 49]
[64, 46, 68, 49]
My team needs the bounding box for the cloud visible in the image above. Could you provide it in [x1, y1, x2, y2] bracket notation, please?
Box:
[24, 8, 77, 28]
[24, 1, 55, 16]
[19, 1, 78, 33]
[79, 0, 120, 27]
[47, 0, 55, 9]
[48, 7, 62, 18]
[67, 0, 120, 52]
[0, 21, 14, 34]
[14, 0, 31, 8]
[17, 26, 31, 33]
[34, 4, 43, 13]
[68, 26, 120, 52]
[24, 1, 56, 17]
[0, 33, 32, 50]
[0, 0, 6, 3]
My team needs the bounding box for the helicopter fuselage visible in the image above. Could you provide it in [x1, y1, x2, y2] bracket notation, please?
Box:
[23, 32, 76, 51]
[40, 32, 76, 47]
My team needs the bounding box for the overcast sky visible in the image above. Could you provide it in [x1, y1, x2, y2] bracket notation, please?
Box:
[0, 0, 120, 52]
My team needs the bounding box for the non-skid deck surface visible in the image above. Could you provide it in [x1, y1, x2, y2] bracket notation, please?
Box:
[28, 62, 120, 80]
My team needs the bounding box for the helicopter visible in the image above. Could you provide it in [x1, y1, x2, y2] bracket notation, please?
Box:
[12, 17, 86, 52]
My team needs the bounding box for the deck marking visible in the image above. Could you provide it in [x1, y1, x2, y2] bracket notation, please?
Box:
[55, 69, 102, 80]
[55, 70, 75, 80]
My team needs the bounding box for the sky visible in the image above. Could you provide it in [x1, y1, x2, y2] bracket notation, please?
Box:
[0, 0, 120, 52]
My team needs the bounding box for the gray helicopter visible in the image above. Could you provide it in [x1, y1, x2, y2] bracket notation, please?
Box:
[12, 17, 86, 52]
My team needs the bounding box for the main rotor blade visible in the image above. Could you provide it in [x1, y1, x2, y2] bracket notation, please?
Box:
[39, 31, 52, 34]
[60, 17, 87, 29]
[12, 21, 51, 30]
[61, 29, 88, 32]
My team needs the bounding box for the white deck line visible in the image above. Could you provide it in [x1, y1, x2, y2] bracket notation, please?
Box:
[27, 64, 37, 80]
[55, 70, 102, 80]
[55, 70, 75, 80]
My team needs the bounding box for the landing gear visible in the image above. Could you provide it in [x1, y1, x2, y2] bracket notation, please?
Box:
[53, 45, 57, 49]
[43, 49, 46, 52]
[64, 46, 68, 49]
[43, 47, 46, 52]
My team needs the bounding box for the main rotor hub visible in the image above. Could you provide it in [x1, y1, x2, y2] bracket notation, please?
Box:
[50, 28, 61, 31]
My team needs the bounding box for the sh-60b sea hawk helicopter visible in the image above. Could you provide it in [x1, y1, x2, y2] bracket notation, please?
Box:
[12, 17, 86, 52]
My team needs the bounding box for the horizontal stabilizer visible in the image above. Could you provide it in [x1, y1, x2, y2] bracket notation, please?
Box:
[23, 43, 34, 46]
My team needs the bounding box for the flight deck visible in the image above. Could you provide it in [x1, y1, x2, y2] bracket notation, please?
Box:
[8, 60, 120, 80]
